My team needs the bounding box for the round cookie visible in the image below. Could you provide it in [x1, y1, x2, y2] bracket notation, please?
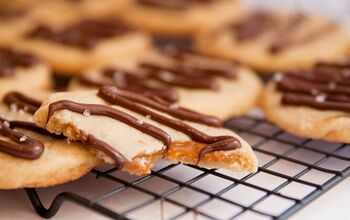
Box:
[12, 17, 151, 76]
[0, 91, 101, 189]
[261, 63, 350, 143]
[196, 11, 350, 73]
[119, 0, 244, 36]
[0, 48, 51, 98]
[0, 4, 34, 44]
[69, 47, 263, 119]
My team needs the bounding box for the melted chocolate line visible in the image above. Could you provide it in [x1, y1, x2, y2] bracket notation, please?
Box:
[136, 0, 214, 10]
[3, 92, 42, 114]
[27, 18, 134, 49]
[278, 76, 350, 96]
[99, 86, 221, 127]
[315, 62, 350, 69]
[269, 23, 335, 54]
[10, 121, 64, 139]
[140, 63, 219, 90]
[0, 48, 40, 77]
[282, 92, 350, 112]
[197, 137, 241, 165]
[286, 69, 350, 86]
[0, 118, 44, 160]
[78, 70, 179, 103]
[98, 86, 240, 148]
[161, 46, 238, 78]
[103, 68, 179, 102]
[83, 135, 128, 169]
[46, 100, 172, 146]
[231, 12, 277, 41]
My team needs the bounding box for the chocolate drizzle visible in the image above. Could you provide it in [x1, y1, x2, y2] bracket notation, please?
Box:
[230, 12, 335, 54]
[4, 92, 42, 114]
[78, 47, 237, 98]
[0, 117, 44, 160]
[140, 62, 220, 90]
[27, 18, 135, 49]
[79, 68, 179, 103]
[98, 86, 221, 127]
[46, 85, 241, 166]
[136, 0, 214, 10]
[231, 12, 278, 41]
[0, 48, 41, 77]
[276, 63, 350, 112]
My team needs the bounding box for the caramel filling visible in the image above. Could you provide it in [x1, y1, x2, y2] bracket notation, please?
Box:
[167, 141, 238, 165]
[123, 152, 162, 175]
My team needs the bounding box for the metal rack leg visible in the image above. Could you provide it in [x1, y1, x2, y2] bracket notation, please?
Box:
[25, 188, 126, 219]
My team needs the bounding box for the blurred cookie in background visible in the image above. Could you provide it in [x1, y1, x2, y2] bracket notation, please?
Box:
[119, 0, 244, 37]
[0, 47, 51, 98]
[69, 46, 263, 119]
[0, 2, 35, 43]
[11, 17, 151, 76]
[196, 11, 350, 73]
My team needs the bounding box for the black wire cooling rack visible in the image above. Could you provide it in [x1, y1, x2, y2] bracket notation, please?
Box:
[24, 114, 350, 220]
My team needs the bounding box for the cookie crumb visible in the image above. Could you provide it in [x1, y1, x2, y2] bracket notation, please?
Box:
[19, 136, 27, 142]
[10, 104, 18, 112]
[83, 110, 91, 116]
[315, 94, 327, 103]
[273, 72, 283, 82]
[3, 121, 10, 127]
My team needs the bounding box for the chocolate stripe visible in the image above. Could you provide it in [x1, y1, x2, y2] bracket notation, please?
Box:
[0, 118, 44, 159]
[99, 86, 221, 127]
[3, 92, 42, 114]
[277, 75, 350, 96]
[276, 64, 350, 113]
[282, 92, 350, 112]
[140, 62, 219, 90]
[27, 18, 135, 49]
[0, 48, 40, 77]
[136, 0, 214, 10]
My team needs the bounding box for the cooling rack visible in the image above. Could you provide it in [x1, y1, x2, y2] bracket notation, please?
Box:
[24, 114, 350, 220]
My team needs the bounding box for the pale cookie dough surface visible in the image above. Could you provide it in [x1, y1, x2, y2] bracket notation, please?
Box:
[34, 90, 258, 173]
[0, 105, 101, 189]
[120, 0, 244, 36]
[261, 83, 350, 143]
[196, 12, 350, 72]
[0, 64, 51, 99]
[69, 50, 263, 119]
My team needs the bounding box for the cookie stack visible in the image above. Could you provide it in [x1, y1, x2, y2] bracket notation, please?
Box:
[0, 0, 349, 191]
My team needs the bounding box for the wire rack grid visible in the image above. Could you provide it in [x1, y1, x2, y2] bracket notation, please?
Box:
[24, 114, 350, 220]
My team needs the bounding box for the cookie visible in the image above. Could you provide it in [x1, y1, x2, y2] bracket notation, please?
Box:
[0, 4, 34, 43]
[69, 46, 263, 119]
[196, 11, 350, 73]
[34, 86, 258, 175]
[76, 0, 129, 18]
[0, 91, 101, 189]
[0, 48, 51, 98]
[119, 0, 243, 36]
[29, 0, 129, 24]
[12, 17, 151, 75]
[261, 62, 350, 143]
